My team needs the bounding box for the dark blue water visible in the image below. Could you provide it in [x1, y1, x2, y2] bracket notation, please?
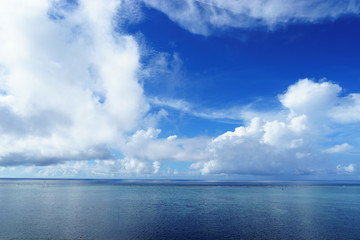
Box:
[0, 179, 359, 240]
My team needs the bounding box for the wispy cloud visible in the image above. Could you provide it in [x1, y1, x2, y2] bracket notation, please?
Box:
[323, 143, 353, 154]
[143, 0, 360, 35]
[149, 97, 192, 112]
[149, 96, 286, 124]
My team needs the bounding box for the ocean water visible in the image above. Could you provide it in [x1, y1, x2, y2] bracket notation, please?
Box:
[0, 179, 359, 240]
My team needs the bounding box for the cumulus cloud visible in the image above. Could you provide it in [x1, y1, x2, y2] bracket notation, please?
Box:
[279, 79, 341, 118]
[28, 158, 159, 178]
[189, 79, 360, 175]
[190, 116, 313, 175]
[142, 0, 360, 35]
[120, 128, 209, 163]
[323, 143, 353, 154]
[283, 79, 360, 125]
[0, 0, 148, 166]
[336, 164, 355, 175]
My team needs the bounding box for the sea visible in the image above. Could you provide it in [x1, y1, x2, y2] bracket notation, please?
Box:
[0, 179, 359, 240]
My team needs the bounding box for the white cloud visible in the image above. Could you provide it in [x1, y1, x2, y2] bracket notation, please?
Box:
[191, 115, 312, 175]
[189, 79, 360, 176]
[213, 117, 263, 144]
[153, 161, 161, 174]
[31, 158, 156, 178]
[261, 115, 307, 148]
[120, 128, 210, 163]
[149, 97, 192, 112]
[323, 143, 353, 154]
[120, 157, 153, 175]
[141, 51, 185, 99]
[336, 164, 355, 174]
[117, 114, 313, 176]
[149, 96, 285, 123]
[167, 135, 178, 140]
[141, 109, 168, 129]
[142, 0, 360, 35]
[279, 79, 360, 126]
[143, 52, 183, 78]
[330, 94, 360, 123]
[0, 0, 148, 166]
[279, 79, 341, 117]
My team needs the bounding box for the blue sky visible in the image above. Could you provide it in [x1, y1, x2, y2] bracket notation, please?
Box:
[0, 0, 360, 179]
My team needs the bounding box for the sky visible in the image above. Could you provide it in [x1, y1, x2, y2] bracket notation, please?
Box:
[0, 0, 360, 179]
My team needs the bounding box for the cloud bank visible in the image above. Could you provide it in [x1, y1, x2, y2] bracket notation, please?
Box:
[120, 79, 360, 177]
[143, 0, 360, 35]
[189, 79, 360, 175]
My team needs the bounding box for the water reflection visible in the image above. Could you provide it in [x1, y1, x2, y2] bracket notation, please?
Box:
[0, 180, 359, 239]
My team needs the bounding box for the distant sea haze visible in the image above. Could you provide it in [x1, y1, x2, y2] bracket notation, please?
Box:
[0, 179, 359, 240]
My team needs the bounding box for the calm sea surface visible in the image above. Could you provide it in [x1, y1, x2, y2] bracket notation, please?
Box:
[0, 179, 359, 240]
